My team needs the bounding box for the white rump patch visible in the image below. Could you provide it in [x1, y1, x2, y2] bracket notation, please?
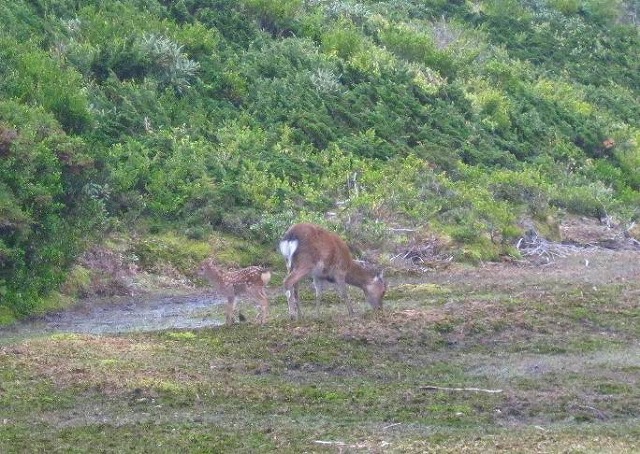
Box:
[279, 239, 298, 271]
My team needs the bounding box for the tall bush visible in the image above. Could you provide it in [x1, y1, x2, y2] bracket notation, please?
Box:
[0, 101, 102, 317]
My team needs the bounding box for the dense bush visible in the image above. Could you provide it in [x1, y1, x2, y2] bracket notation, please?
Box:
[1, 0, 639, 319]
[0, 100, 103, 316]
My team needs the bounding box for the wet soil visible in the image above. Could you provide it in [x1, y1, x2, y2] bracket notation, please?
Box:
[0, 292, 225, 340]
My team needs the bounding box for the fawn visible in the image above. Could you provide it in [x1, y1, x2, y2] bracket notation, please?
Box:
[279, 223, 387, 319]
[198, 258, 271, 325]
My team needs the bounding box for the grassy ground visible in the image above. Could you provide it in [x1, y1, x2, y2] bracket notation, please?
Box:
[1, 250, 639, 452]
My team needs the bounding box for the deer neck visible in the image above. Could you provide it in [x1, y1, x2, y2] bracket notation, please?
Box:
[345, 261, 373, 289]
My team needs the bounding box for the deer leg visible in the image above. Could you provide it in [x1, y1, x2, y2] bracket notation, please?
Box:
[225, 295, 237, 324]
[283, 266, 311, 320]
[285, 283, 301, 320]
[312, 276, 323, 315]
[336, 279, 354, 316]
[290, 284, 302, 319]
[254, 288, 269, 325]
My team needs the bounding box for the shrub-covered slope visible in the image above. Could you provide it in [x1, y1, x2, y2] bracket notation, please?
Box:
[1, 0, 639, 318]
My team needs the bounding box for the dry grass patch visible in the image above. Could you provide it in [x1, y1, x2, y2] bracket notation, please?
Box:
[1, 334, 205, 395]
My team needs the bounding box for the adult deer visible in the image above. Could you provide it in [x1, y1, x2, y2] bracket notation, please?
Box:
[198, 258, 271, 325]
[279, 223, 387, 319]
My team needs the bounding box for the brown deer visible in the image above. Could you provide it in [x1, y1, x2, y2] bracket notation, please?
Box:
[198, 258, 271, 325]
[279, 223, 387, 319]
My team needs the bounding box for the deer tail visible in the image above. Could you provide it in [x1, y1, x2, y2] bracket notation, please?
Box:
[279, 239, 298, 271]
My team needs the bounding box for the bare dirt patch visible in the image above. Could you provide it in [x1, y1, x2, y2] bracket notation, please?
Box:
[0, 292, 224, 340]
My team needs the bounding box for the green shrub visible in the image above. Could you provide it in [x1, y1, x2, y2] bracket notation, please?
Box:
[379, 22, 436, 65]
[242, 0, 303, 35]
[0, 304, 16, 326]
[552, 183, 612, 218]
[138, 33, 200, 93]
[0, 99, 103, 317]
[581, 0, 624, 23]
[322, 19, 365, 60]
[0, 39, 91, 133]
[613, 135, 640, 190]
[465, 79, 513, 132]
[548, 0, 581, 15]
[59, 265, 93, 298]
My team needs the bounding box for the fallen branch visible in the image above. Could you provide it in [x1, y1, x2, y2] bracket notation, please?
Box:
[388, 227, 418, 233]
[516, 230, 600, 262]
[314, 441, 347, 446]
[420, 385, 503, 394]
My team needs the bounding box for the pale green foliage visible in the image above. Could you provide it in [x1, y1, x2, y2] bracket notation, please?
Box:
[582, 0, 626, 22]
[140, 33, 200, 93]
[446, 166, 521, 243]
[534, 78, 594, 115]
[406, 63, 446, 95]
[324, 0, 371, 22]
[244, 0, 303, 20]
[614, 131, 640, 189]
[171, 21, 220, 58]
[237, 160, 290, 211]
[242, 0, 303, 35]
[379, 21, 436, 64]
[348, 41, 397, 75]
[354, 154, 448, 222]
[553, 172, 615, 218]
[310, 68, 344, 93]
[483, 0, 532, 19]
[133, 232, 212, 273]
[215, 121, 268, 161]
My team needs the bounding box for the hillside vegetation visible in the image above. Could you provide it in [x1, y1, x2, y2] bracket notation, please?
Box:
[1, 0, 639, 320]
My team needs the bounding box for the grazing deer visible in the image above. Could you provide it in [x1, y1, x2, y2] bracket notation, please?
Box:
[279, 223, 387, 319]
[198, 258, 271, 325]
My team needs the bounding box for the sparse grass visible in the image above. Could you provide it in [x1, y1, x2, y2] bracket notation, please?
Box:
[1, 251, 640, 452]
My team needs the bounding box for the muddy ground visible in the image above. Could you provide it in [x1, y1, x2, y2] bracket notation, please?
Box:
[0, 291, 227, 339]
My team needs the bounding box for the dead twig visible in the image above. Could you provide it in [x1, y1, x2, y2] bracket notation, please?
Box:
[390, 240, 453, 271]
[388, 227, 418, 233]
[421, 385, 503, 394]
[516, 230, 598, 263]
[314, 440, 347, 446]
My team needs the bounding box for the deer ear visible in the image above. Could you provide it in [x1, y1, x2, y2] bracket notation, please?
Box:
[375, 270, 384, 281]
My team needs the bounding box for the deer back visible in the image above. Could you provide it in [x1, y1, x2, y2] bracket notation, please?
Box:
[199, 259, 270, 294]
[280, 223, 352, 279]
